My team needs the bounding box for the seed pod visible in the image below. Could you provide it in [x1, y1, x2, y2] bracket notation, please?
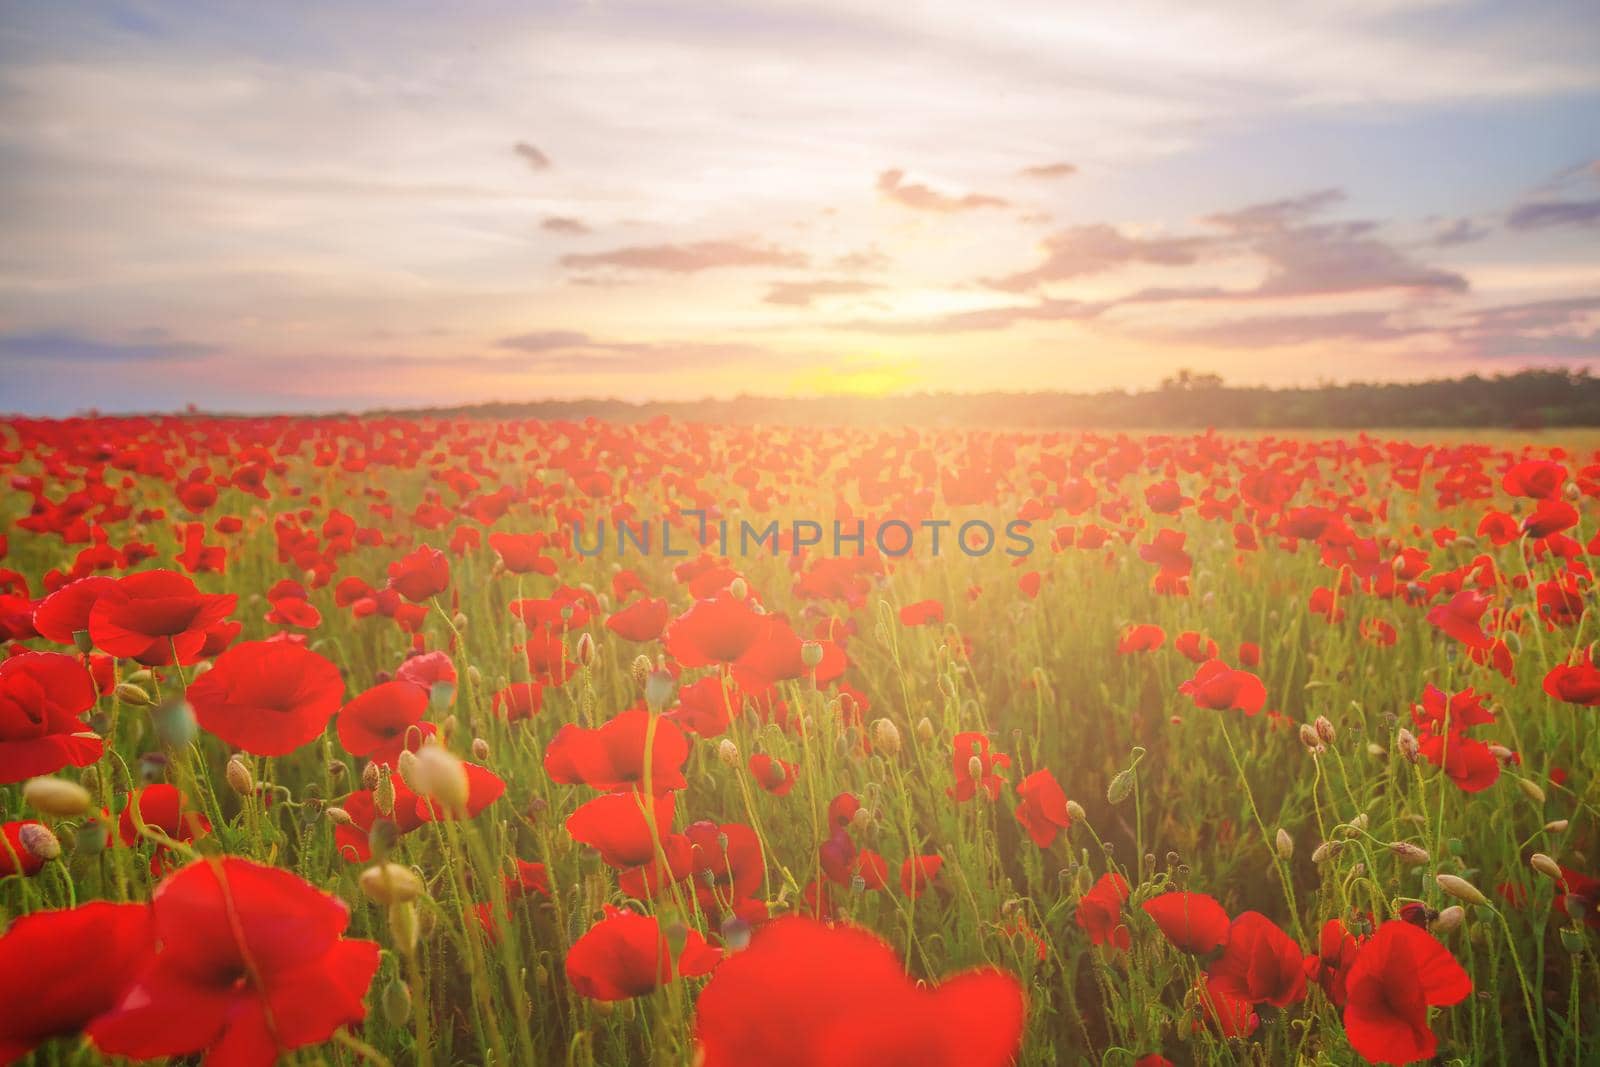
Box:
[630, 654, 652, 689]
[1106, 768, 1134, 805]
[23, 776, 92, 817]
[325, 806, 354, 827]
[717, 739, 739, 767]
[1545, 819, 1570, 833]
[1396, 728, 1419, 763]
[1432, 906, 1465, 933]
[800, 642, 824, 668]
[225, 756, 254, 798]
[1314, 716, 1336, 744]
[18, 823, 60, 861]
[1275, 828, 1294, 860]
[362, 761, 381, 791]
[871, 719, 902, 757]
[1299, 724, 1323, 752]
[395, 749, 421, 794]
[1066, 799, 1086, 822]
[471, 737, 490, 761]
[375, 765, 396, 817]
[361, 862, 425, 905]
[1530, 853, 1562, 881]
[1436, 873, 1488, 906]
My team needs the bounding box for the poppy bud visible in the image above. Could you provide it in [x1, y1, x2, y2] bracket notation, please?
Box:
[362, 761, 381, 791]
[1298, 724, 1323, 753]
[968, 755, 985, 782]
[452, 611, 468, 632]
[1502, 630, 1522, 654]
[1312, 840, 1343, 864]
[23, 776, 92, 817]
[389, 899, 420, 954]
[324, 805, 354, 826]
[1560, 926, 1585, 954]
[114, 682, 152, 706]
[375, 765, 397, 817]
[576, 632, 596, 667]
[1390, 841, 1429, 866]
[414, 744, 469, 813]
[327, 760, 348, 780]
[1314, 716, 1336, 744]
[1488, 744, 1514, 765]
[19, 823, 60, 861]
[1566, 482, 1581, 501]
[225, 755, 254, 798]
[850, 807, 873, 833]
[717, 739, 739, 767]
[915, 717, 934, 743]
[800, 642, 824, 668]
[1436, 873, 1487, 906]
[467, 665, 482, 688]
[73, 628, 93, 653]
[1066, 799, 1086, 822]
[1432, 905, 1465, 933]
[1366, 742, 1386, 758]
[1516, 778, 1546, 805]
[381, 977, 413, 1027]
[396, 750, 421, 794]
[1275, 828, 1294, 860]
[1545, 819, 1569, 833]
[472, 737, 490, 761]
[1530, 853, 1562, 881]
[631, 654, 652, 689]
[155, 700, 197, 749]
[1396, 728, 1419, 763]
[729, 577, 748, 600]
[1106, 768, 1134, 805]
[871, 718, 902, 756]
[361, 862, 425, 905]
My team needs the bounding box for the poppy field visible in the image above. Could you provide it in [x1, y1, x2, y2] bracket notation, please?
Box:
[1, 414, 1597, 1067]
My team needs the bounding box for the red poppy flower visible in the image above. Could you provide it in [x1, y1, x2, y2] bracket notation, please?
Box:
[1117, 623, 1165, 653]
[386, 544, 449, 602]
[899, 599, 945, 626]
[1175, 631, 1219, 662]
[682, 819, 766, 918]
[566, 791, 677, 868]
[88, 857, 380, 1064]
[187, 641, 344, 756]
[950, 732, 1010, 802]
[1142, 891, 1230, 955]
[1076, 872, 1130, 949]
[565, 905, 720, 1001]
[488, 532, 557, 575]
[336, 681, 435, 766]
[544, 709, 689, 793]
[606, 597, 669, 642]
[1309, 918, 1363, 1009]
[1522, 498, 1578, 539]
[1342, 921, 1470, 1065]
[1425, 589, 1493, 650]
[900, 854, 943, 898]
[1013, 768, 1070, 847]
[749, 753, 799, 795]
[333, 779, 425, 862]
[1179, 659, 1267, 714]
[414, 761, 505, 821]
[395, 650, 456, 695]
[87, 570, 237, 666]
[1416, 731, 1500, 792]
[693, 916, 1025, 1067]
[1556, 866, 1600, 930]
[1205, 911, 1307, 1008]
[117, 783, 212, 850]
[1502, 459, 1566, 499]
[1411, 685, 1495, 733]
[662, 590, 776, 668]
[491, 682, 544, 721]
[0, 651, 102, 783]
[0, 901, 154, 1063]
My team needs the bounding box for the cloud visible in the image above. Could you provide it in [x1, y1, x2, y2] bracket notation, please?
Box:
[495, 330, 592, 352]
[876, 169, 1009, 212]
[0, 329, 212, 362]
[1018, 162, 1078, 179]
[1506, 199, 1600, 230]
[1429, 217, 1491, 246]
[513, 142, 551, 171]
[1202, 188, 1347, 231]
[542, 216, 590, 235]
[561, 239, 809, 273]
[833, 245, 892, 272]
[985, 224, 1213, 291]
[1151, 309, 1422, 348]
[763, 279, 882, 307]
[834, 296, 1106, 334]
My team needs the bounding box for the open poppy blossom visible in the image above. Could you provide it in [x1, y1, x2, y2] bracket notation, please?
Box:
[0, 901, 154, 1063]
[564, 905, 720, 1001]
[1076, 872, 1131, 950]
[606, 596, 669, 642]
[87, 857, 380, 1065]
[543, 708, 689, 793]
[1142, 891, 1230, 955]
[1205, 911, 1307, 1008]
[950, 732, 1010, 802]
[1341, 920, 1470, 1065]
[692, 916, 1025, 1067]
[1013, 768, 1070, 847]
[386, 544, 450, 602]
[0, 651, 102, 783]
[1179, 659, 1267, 714]
[87, 569, 237, 666]
[336, 680, 435, 765]
[187, 640, 344, 756]
[566, 790, 677, 868]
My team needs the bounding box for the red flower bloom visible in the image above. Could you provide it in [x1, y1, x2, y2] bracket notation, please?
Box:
[1013, 768, 1070, 847]
[949, 732, 1010, 802]
[333, 779, 425, 862]
[336, 681, 435, 766]
[1426, 589, 1493, 650]
[491, 681, 544, 721]
[488, 532, 556, 575]
[1076, 872, 1130, 950]
[1142, 891, 1230, 955]
[1117, 623, 1165, 653]
[1205, 911, 1307, 1008]
[88, 858, 380, 1065]
[1308, 918, 1364, 1009]
[899, 599, 945, 626]
[544, 709, 689, 793]
[117, 783, 212, 850]
[564, 905, 720, 1001]
[0, 651, 102, 783]
[1416, 731, 1501, 793]
[30, 575, 117, 646]
[1342, 921, 1470, 1065]
[693, 917, 1025, 1067]
[566, 791, 677, 868]
[1556, 866, 1600, 930]
[1545, 655, 1600, 706]
[1502, 458, 1567, 499]
[386, 544, 449, 602]
[900, 854, 943, 898]
[1179, 659, 1267, 714]
[0, 901, 153, 1063]
[87, 569, 237, 666]
[606, 597, 669, 642]
[413, 761, 505, 822]
[187, 641, 344, 756]
[1175, 630, 1219, 662]
[1522, 498, 1578, 539]
[749, 753, 799, 795]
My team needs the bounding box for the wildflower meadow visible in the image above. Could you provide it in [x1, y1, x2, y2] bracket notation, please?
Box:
[0, 415, 1596, 1066]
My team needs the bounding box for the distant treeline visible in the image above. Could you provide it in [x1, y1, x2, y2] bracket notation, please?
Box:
[366, 368, 1600, 428]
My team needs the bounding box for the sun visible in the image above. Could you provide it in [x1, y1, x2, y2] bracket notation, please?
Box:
[801, 357, 916, 397]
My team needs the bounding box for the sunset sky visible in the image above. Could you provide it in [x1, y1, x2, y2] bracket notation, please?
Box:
[2, 1, 1598, 414]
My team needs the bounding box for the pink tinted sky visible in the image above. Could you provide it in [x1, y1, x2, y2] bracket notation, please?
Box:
[1, 1, 1598, 413]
